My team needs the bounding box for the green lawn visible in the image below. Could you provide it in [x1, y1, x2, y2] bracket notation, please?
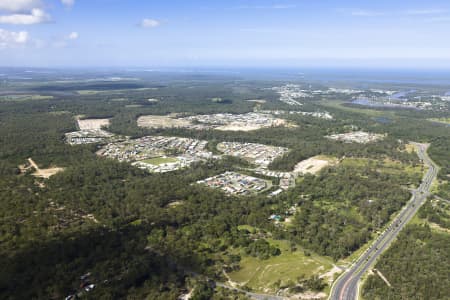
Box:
[228, 239, 334, 293]
[140, 157, 179, 165]
[318, 100, 391, 117]
[237, 225, 257, 233]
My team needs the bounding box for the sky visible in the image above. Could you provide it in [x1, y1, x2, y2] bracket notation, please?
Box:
[1, 0, 450, 68]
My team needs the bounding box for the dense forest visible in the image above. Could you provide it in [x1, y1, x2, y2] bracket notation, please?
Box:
[362, 225, 450, 300]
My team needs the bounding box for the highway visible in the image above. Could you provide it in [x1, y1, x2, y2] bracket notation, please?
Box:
[328, 143, 439, 300]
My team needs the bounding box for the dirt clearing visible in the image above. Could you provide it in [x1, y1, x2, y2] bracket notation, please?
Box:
[137, 115, 191, 129]
[294, 156, 335, 175]
[215, 118, 290, 131]
[27, 158, 64, 178]
[77, 118, 110, 130]
[319, 264, 342, 283]
[246, 99, 267, 104]
[216, 124, 271, 131]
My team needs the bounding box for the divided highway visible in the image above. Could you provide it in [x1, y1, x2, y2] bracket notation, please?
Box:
[329, 143, 439, 300]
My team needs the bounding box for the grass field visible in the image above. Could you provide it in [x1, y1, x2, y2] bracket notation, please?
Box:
[403, 143, 416, 153]
[228, 239, 334, 293]
[428, 117, 450, 125]
[341, 157, 423, 182]
[140, 157, 179, 165]
[318, 100, 391, 117]
[237, 225, 257, 233]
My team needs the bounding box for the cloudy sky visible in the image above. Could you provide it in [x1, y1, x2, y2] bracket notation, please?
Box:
[1, 0, 450, 68]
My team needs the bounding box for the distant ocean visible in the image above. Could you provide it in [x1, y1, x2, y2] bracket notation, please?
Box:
[291, 69, 450, 86]
[233, 68, 450, 86]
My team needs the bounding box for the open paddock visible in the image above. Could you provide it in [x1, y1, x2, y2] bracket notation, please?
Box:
[228, 239, 334, 294]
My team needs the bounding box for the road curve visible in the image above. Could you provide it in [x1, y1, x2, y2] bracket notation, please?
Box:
[328, 143, 439, 300]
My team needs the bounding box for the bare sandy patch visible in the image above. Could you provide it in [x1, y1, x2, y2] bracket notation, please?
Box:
[82, 213, 100, 224]
[137, 115, 191, 129]
[166, 201, 185, 208]
[215, 123, 266, 131]
[246, 99, 267, 104]
[429, 222, 450, 233]
[77, 118, 110, 130]
[294, 156, 334, 175]
[27, 158, 64, 179]
[179, 288, 194, 300]
[319, 264, 342, 283]
[215, 118, 291, 132]
[33, 167, 64, 178]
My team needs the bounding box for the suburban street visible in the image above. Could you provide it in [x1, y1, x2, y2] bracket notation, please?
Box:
[328, 143, 439, 300]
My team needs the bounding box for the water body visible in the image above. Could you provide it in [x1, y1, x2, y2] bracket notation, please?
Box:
[291, 68, 450, 85]
[374, 117, 392, 124]
[351, 97, 418, 110]
[445, 91, 450, 96]
[351, 97, 391, 108]
[390, 90, 416, 101]
[352, 98, 372, 106]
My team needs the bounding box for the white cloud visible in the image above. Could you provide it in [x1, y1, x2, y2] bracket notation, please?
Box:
[404, 9, 447, 15]
[348, 9, 386, 17]
[424, 16, 450, 23]
[52, 40, 66, 48]
[61, 0, 74, 7]
[235, 4, 297, 9]
[68, 31, 78, 40]
[140, 18, 160, 28]
[271, 4, 296, 9]
[52, 31, 79, 47]
[0, 28, 28, 48]
[0, 0, 41, 12]
[344, 8, 449, 18]
[0, 8, 50, 24]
